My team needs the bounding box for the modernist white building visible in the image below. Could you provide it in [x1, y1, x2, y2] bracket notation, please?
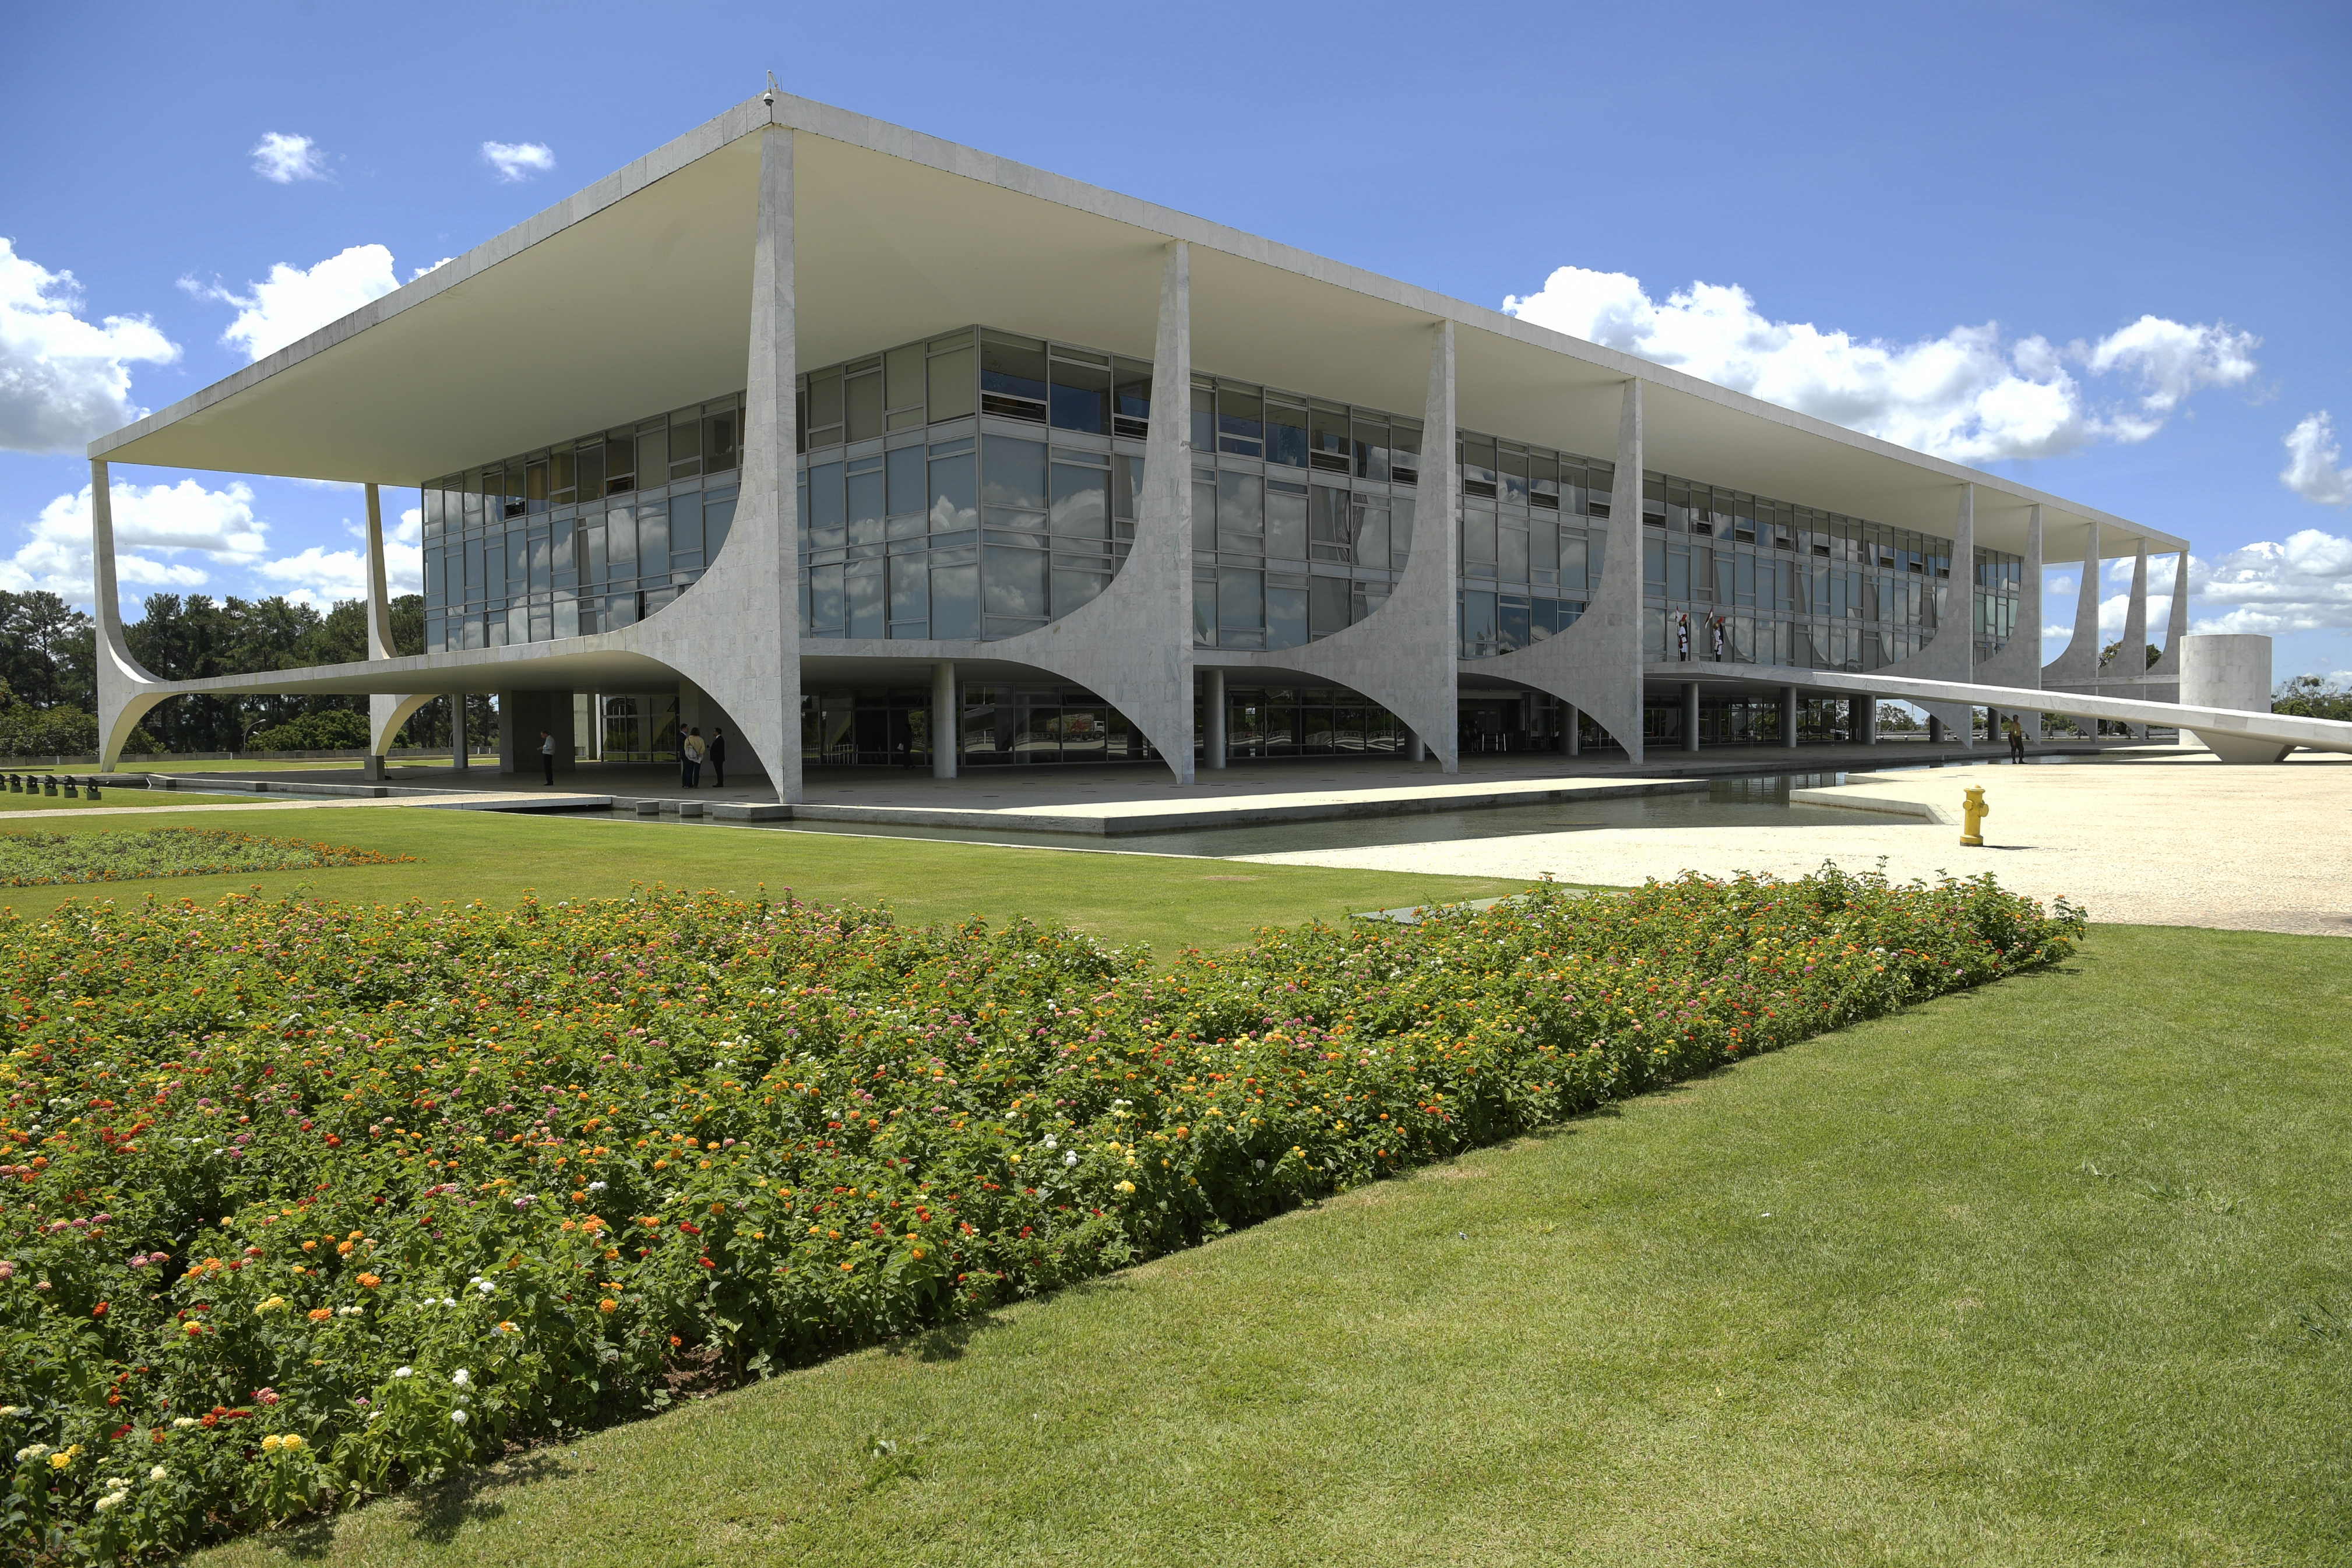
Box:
[85, 91, 2350, 797]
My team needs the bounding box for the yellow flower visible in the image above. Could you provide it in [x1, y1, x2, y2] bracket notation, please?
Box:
[1115, 1181, 1136, 1195]
[281, 1433, 304, 1451]
[261, 1434, 284, 1452]
[49, 1451, 71, 1470]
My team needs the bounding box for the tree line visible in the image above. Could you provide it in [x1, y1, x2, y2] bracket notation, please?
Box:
[0, 589, 492, 757]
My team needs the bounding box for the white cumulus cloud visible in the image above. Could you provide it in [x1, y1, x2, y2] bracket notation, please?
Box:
[2280, 413, 2351, 507]
[480, 141, 555, 182]
[1501, 267, 2259, 464]
[0, 478, 267, 604]
[251, 132, 329, 185]
[0, 239, 180, 453]
[181, 244, 404, 362]
[2190, 529, 2352, 634]
[260, 505, 421, 605]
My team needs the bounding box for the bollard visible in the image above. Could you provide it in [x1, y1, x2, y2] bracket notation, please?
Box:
[42, 776, 58, 797]
[62, 777, 79, 799]
[1960, 785, 1989, 847]
[85, 778, 103, 801]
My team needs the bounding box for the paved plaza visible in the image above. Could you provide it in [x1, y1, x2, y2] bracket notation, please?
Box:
[1237, 750, 2352, 937]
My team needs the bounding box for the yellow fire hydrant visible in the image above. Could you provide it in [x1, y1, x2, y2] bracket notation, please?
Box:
[1960, 785, 1989, 846]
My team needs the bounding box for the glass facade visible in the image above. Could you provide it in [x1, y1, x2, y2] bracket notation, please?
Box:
[410, 322, 2029, 758]
[1632, 475, 2022, 674]
[417, 396, 743, 654]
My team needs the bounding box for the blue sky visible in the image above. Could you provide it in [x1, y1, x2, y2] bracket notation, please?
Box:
[5, 1, 2347, 679]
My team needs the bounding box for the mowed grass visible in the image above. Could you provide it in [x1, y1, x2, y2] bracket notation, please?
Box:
[191, 922, 2352, 1568]
[0, 788, 262, 812]
[0, 804, 1530, 953]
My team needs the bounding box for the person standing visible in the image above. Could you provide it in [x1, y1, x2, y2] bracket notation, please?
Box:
[707, 726, 726, 788]
[2006, 715, 2026, 763]
[539, 729, 556, 786]
[682, 727, 706, 789]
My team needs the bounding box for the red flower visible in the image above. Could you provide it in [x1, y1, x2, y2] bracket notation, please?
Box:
[678, 1221, 701, 1236]
[698, 1257, 715, 1269]
[111, 1424, 132, 1440]
[92, 1301, 108, 1317]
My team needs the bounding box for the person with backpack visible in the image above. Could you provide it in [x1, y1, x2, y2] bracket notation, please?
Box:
[682, 727, 706, 788]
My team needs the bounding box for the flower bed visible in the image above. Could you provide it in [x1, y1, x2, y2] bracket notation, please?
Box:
[0, 830, 413, 890]
[0, 867, 2081, 1560]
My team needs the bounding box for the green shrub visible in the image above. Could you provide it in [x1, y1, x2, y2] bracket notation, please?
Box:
[0, 866, 2081, 1559]
[245, 710, 370, 754]
[0, 830, 414, 889]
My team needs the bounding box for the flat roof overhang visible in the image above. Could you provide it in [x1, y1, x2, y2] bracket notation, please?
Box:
[90, 95, 2178, 564]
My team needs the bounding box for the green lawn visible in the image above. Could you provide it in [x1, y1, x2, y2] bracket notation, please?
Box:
[0, 788, 260, 812]
[196, 922, 2352, 1568]
[0, 805, 1530, 954]
[112, 755, 492, 774]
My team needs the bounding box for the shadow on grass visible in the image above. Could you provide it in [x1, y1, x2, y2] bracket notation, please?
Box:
[249, 1454, 580, 1559]
[893, 1310, 1016, 1364]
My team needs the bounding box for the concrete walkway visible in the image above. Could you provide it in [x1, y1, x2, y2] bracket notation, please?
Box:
[1235, 751, 2352, 937]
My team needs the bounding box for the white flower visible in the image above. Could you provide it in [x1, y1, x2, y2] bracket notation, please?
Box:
[15, 1443, 50, 1461]
[149, 1465, 167, 1482]
[450, 1369, 470, 1387]
[338, 1306, 363, 1317]
[1041, 1137, 1058, 1151]
[441, 1296, 457, 1307]
[587, 1181, 607, 1193]
[171, 1417, 199, 1429]
[93, 1493, 123, 1513]
[475, 1281, 494, 1294]
[0, 1406, 20, 1417]
[449, 1408, 468, 1426]
[1064, 1151, 1079, 1167]
[392, 1366, 413, 1379]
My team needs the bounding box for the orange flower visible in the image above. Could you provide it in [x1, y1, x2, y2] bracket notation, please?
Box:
[598, 1298, 618, 1313]
[307, 1307, 333, 1322]
[356, 1273, 382, 1289]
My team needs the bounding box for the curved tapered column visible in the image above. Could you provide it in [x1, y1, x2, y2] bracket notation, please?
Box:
[1470, 378, 1646, 762]
[2142, 549, 2190, 703]
[2044, 516, 2102, 692]
[360, 482, 431, 780]
[2114, 540, 2149, 683]
[631, 124, 801, 802]
[1976, 502, 2044, 688]
[1237, 320, 1462, 770]
[1874, 482, 1976, 747]
[985, 241, 1198, 782]
[369, 692, 439, 764]
[90, 460, 169, 769]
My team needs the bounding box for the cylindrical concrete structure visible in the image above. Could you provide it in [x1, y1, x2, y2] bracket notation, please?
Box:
[1780, 685, 1798, 749]
[1680, 682, 1700, 753]
[2181, 633, 2288, 762]
[931, 661, 957, 778]
[1205, 668, 1228, 770]
[2180, 634, 2272, 713]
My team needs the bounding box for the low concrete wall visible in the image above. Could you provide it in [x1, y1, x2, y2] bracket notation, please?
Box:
[0, 747, 469, 768]
[1788, 783, 1954, 825]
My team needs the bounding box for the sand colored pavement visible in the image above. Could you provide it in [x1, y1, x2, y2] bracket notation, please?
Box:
[1235, 751, 2352, 937]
